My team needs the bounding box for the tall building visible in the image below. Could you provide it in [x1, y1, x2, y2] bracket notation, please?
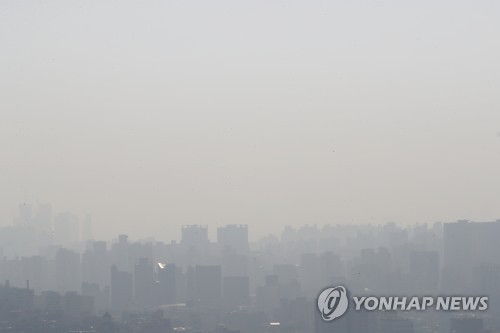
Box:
[82, 241, 109, 289]
[222, 252, 248, 277]
[217, 225, 249, 254]
[350, 248, 392, 295]
[134, 258, 154, 308]
[82, 282, 110, 314]
[111, 265, 133, 313]
[35, 203, 52, 232]
[64, 291, 95, 318]
[443, 220, 500, 293]
[319, 251, 344, 287]
[17, 203, 32, 225]
[409, 251, 439, 293]
[181, 225, 209, 247]
[40, 290, 62, 315]
[182, 226, 209, 265]
[223, 276, 249, 307]
[300, 253, 320, 297]
[20, 255, 45, 294]
[55, 248, 81, 294]
[195, 265, 222, 303]
[82, 214, 93, 241]
[53, 213, 79, 246]
[0, 281, 35, 313]
[111, 234, 129, 271]
[158, 263, 176, 305]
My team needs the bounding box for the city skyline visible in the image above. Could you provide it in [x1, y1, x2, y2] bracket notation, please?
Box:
[4, 200, 499, 244]
[0, 215, 496, 332]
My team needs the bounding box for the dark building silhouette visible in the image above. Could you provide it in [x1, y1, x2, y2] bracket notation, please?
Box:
[443, 220, 500, 293]
[82, 240, 109, 289]
[223, 276, 249, 307]
[195, 265, 222, 304]
[134, 257, 154, 308]
[410, 251, 439, 293]
[111, 265, 133, 313]
[0, 218, 498, 332]
[55, 248, 81, 294]
[158, 263, 177, 305]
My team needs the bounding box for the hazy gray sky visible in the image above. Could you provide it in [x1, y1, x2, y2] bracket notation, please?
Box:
[1, 0, 499, 240]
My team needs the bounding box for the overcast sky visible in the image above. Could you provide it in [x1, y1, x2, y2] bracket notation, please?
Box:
[1, 0, 499, 241]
